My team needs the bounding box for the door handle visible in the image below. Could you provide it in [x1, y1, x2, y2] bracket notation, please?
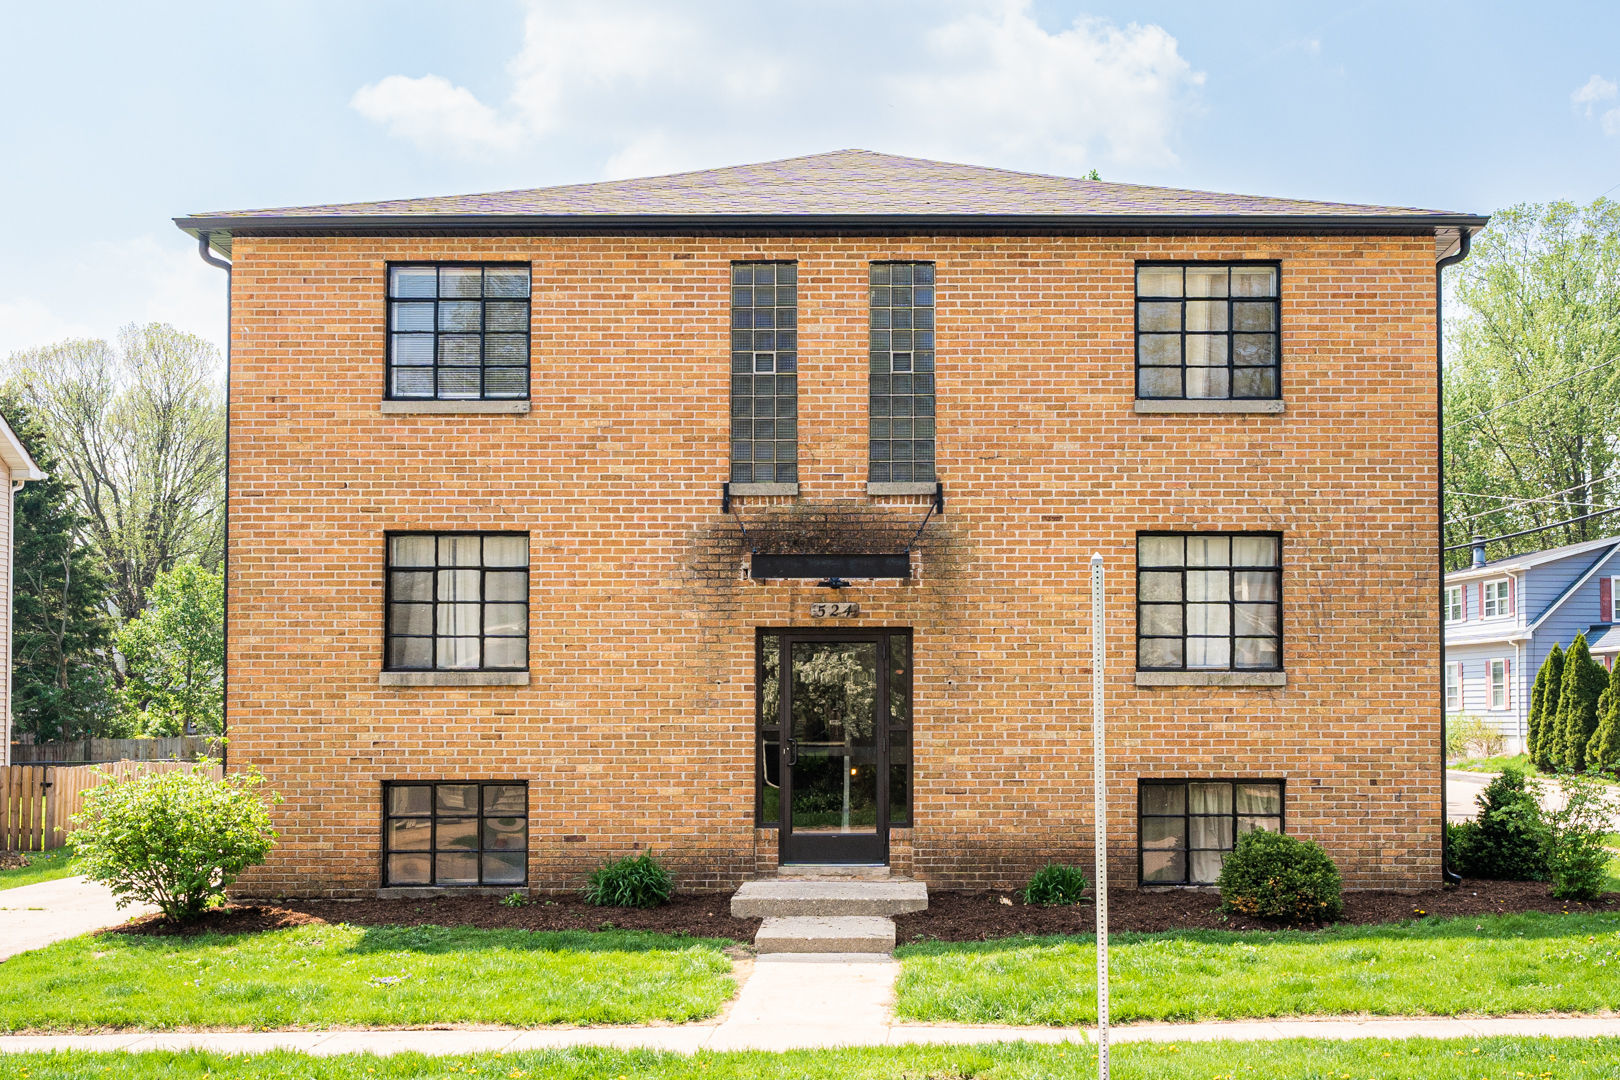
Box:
[785, 739, 799, 766]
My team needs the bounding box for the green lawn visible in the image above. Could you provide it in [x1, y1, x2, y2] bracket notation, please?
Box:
[0, 923, 735, 1031]
[896, 911, 1620, 1025]
[6, 1039, 1620, 1079]
[0, 848, 77, 890]
[1449, 752, 1533, 773]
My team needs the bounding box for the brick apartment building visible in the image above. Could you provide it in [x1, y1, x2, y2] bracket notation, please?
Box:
[175, 151, 1485, 896]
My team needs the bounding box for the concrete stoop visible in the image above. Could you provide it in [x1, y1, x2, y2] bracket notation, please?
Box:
[733, 874, 927, 954]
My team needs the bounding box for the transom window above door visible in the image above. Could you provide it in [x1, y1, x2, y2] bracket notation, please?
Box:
[1136, 263, 1279, 401]
[387, 264, 531, 401]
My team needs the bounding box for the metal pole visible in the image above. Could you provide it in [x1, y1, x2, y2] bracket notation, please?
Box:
[1091, 552, 1109, 1079]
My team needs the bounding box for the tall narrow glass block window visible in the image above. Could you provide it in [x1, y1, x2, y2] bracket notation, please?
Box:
[385, 533, 529, 671]
[1136, 263, 1279, 400]
[869, 262, 936, 484]
[387, 264, 531, 400]
[1139, 780, 1283, 885]
[383, 782, 528, 887]
[730, 262, 798, 484]
[1137, 533, 1282, 672]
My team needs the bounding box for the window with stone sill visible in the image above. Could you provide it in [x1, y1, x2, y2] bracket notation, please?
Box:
[1136, 263, 1279, 401]
[387, 264, 530, 401]
[383, 781, 527, 887]
[385, 533, 529, 672]
[730, 262, 798, 485]
[869, 262, 936, 484]
[1137, 532, 1282, 673]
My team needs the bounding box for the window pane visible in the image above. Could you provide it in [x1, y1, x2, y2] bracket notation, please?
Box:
[389, 603, 433, 636]
[484, 603, 527, 636]
[391, 267, 437, 298]
[388, 637, 432, 669]
[1233, 571, 1279, 602]
[392, 303, 435, 332]
[1189, 782, 1233, 814]
[1186, 604, 1229, 636]
[483, 535, 528, 567]
[1185, 571, 1229, 602]
[436, 818, 479, 850]
[1138, 301, 1180, 332]
[1138, 637, 1183, 668]
[1138, 335, 1182, 366]
[438, 535, 481, 566]
[1184, 300, 1227, 332]
[1137, 267, 1182, 297]
[484, 637, 526, 669]
[438, 368, 480, 398]
[439, 267, 482, 297]
[483, 816, 526, 851]
[486, 786, 527, 814]
[387, 817, 432, 851]
[393, 335, 434, 365]
[1235, 604, 1279, 636]
[487, 335, 528, 362]
[1231, 267, 1277, 297]
[1141, 784, 1184, 815]
[485, 301, 528, 332]
[1185, 536, 1230, 566]
[436, 785, 478, 813]
[1190, 850, 1225, 884]
[1187, 637, 1231, 668]
[1183, 336, 1228, 368]
[1138, 604, 1183, 636]
[1142, 817, 1186, 848]
[1234, 334, 1276, 366]
[1233, 302, 1275, 331]
[1184, 267, 1228, 297]
[1142, 850, 1185, 883]
[1138, 536, 1184, 567]
[483, 851, 526, 884]
[389, 784, 432, 816]
[1236, 783, 1282, 815]
[1139, 571, 1183, 601]
[1237, 815, 1280, 835]
[1234, 368, 1277, 398]
[437, 637, 481, 669]
[1191, 816, 1234, 850]
[436, 603, 481, 636]
[1235, 637, 1280, 669]
[391, 368, 434, 397]
[1137, 368, 1181, 398]
[438, 300, 482, 332]
[1184, 367, 1230, 399]
[438, 568, 481, 600]
[1233, 536, 1278, 566]
[485, 571, 527, 602]
[387, 853, 431, 885]
[391, 536, 436, 567]
[484, 268, 530, 297]
[435, 852, 479, 884]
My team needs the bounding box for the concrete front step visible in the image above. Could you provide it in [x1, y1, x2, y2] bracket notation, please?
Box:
[754, 915, 896, 954]
[732, 879, 929, 919]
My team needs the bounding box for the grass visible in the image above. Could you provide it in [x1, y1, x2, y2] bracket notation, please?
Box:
[0, 923, 736, 1031]
[5, 1039, 1620, 1079]
[0, 848, 77, 890]
[895, 911, 1620, 1025]
[1449, 752, 1533, 773]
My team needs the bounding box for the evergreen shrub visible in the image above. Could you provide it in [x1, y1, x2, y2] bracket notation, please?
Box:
[1217, 830, 1342, 924]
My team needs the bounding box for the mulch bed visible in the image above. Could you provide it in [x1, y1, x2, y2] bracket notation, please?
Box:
[104, 880, 1617, 942]
[0, 851, 29, 872]
[896, 880, 1620, 941]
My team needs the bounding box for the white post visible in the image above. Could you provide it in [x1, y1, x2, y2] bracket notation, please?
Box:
[1090, 552, 1109, 1080]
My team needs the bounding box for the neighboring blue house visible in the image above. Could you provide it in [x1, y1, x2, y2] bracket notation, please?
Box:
[1444, 535, 1620, 752]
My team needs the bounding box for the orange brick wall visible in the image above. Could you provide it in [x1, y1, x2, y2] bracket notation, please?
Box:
[225, 231, 1440, 896]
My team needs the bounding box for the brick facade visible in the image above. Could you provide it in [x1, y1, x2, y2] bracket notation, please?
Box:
[226, 231, 1439, 896]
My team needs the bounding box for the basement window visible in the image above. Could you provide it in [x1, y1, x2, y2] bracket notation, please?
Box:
[385, 533, 529, 671]
[383, 782, 527, 886]
[1139, 779, 1283, 885]
[387, 264, 531, 400]
[1136, 263, 1280, 400]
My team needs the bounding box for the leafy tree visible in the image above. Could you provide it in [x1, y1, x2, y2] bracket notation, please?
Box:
[114, 563, 223, 736]
[1442, 199, 1620, 570]
[1587, 660, 1620, 773]
[5, 323, 224, 619]
[0, 395, 117, 741]
[1544, 770, 1613, 900]
[1529, 643, 1565, 771]
[1555, 632, 1608, 772]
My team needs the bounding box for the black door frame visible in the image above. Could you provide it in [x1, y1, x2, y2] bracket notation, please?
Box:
[775, 629, 891, 866]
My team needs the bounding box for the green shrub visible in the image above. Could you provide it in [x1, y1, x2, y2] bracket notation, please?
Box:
[68, 760, 279, 924]
[1217, 830, 1342, 924]
[1450, 767, 1549, 881]
[1556, 633, 1608, 772]
[1586, 661, 1620, 774]
[584, 851, 674, 908]
[1545, 771, 1613, 900]
[1445, 714, 1504, 760]
[1020, 862, 1089, 906]
[1530, 644, 1566, 772]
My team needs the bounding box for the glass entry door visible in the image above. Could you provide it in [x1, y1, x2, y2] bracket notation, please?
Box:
[777, 632, 889, 864]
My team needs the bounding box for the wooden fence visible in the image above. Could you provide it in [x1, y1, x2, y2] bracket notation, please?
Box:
[9, 736, 212, 765]
[1, 760, 222, 852]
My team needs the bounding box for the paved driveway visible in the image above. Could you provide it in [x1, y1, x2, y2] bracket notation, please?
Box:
[0, 876, 154, 960]
[1448, 770, 1620, 829]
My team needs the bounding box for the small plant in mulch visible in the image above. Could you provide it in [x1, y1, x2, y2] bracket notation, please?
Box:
[1217, 830, 1343, 924]
[1020, 863, 1089, 906]
[583, 851, 674, 909]
[500, 889, 529, 908]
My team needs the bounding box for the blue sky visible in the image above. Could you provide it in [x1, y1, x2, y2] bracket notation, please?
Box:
[2, 0, 1617, 358]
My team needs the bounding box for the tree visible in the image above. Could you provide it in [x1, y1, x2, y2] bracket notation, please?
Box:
[114, 563, 223, 736]
[1555, 632, 1608, 772]
[1587, 660, 1620, 773]
[1442, 200, 1620, 570]
[1527, 643, 1565, 771]
[6, 323, 224, 619]
[0, 395, 117, 742]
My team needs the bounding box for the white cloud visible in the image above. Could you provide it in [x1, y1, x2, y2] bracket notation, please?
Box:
[348, 0, 1201, 178]
[350, 74, 524, 154]
[1573, 73, 1618, 114]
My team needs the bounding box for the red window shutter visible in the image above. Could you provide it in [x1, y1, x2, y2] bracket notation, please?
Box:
[1602, 577, 1613, 623]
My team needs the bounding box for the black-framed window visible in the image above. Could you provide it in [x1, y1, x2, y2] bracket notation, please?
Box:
[385, 533, 529, 671]
[1139, 779, 1283, 885]
[387, 264, 531, 400]
[383, 781, 527, 886]
[731, 262, 797, 484]
[870, 263, 936, 484]
[1136, 263, 1279, 400]
[755, 630, 912, 828]
[1137, 533, 1281, 671]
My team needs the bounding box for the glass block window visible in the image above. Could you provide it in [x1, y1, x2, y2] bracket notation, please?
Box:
[383, 782, 528, 887]
[388, 264, 531, 400]
[870, 263, 937, 484]
[1137, 533, 1282, 671]
[1140, 780, 1283, 885]
[1136, 263, 1279, 400]
[385, 533, 529, 671]
[730, 262, 797, 484]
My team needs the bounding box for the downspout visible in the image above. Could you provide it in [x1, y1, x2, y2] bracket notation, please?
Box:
[196, 233, 231, 771]
[1437, 226, 1473, 885]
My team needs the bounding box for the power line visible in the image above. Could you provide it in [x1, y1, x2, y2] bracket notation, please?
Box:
[1444, 475, 1618, 524]
[1448, 354, 1620, 429]
[1441, 504, 1620, 552]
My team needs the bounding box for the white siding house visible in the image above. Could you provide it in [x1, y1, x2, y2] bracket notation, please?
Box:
[0, 414, 44, 767]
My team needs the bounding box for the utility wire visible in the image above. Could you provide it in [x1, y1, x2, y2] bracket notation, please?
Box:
[1447, 355, 1620, 429]
[1441, 504, 1620, 552]
[1445, 476, 1617, 524]
[1445, 474, 1615, 504]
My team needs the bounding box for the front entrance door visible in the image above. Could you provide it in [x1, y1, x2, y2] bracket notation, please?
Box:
[777, 632, 890, 865]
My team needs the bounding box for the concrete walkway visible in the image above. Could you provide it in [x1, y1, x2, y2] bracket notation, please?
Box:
[1449, 769, 1620, 826]
[0, 875, 153, 960]
[2, 952, 1619, 1056]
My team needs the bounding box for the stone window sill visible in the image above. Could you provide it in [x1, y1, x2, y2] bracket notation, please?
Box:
[379, 671, 530, 687]
[867, 482, 939, 496]
[381, 400, 531, 415]
[1134, 400, 1284, 415]
[728, 483, 799, 496]
[1135, 671, 1287, 688]
[378, 886, 524, 899]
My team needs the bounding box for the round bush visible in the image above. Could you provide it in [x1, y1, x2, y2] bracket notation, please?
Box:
[68, 761, 279, 924]
[583, 851, 674, 908]
[1020, 862, 1089, 905]
[1450, 767, 1548, 881]
[1217, 830, 1342, 924]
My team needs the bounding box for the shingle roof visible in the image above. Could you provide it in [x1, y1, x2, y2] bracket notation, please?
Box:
[175, 149, 1487, 255]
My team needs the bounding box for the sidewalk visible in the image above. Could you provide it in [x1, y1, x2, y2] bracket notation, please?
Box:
[3, 954, 1619, 1056]
[0, 875, 152, 960]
